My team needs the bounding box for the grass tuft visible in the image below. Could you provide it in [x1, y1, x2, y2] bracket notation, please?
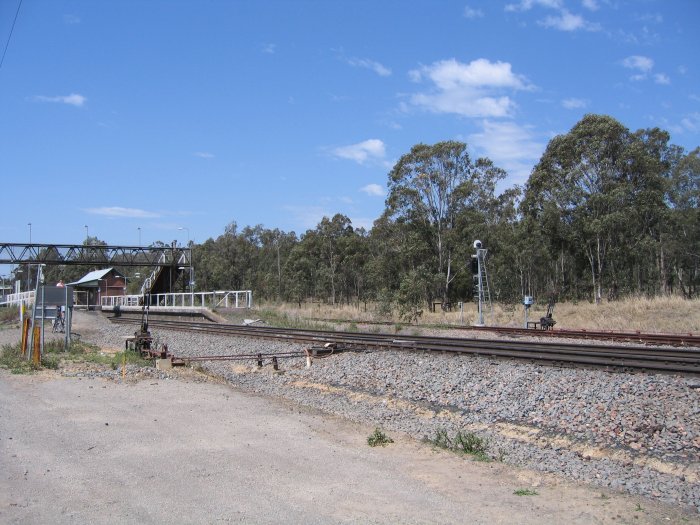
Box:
[367, 427, 394, 447]
[424, 429, 489, 461]
[514, 489, 538, 496]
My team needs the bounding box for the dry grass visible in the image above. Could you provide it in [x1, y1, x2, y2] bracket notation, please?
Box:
[255, 296, 700, 334]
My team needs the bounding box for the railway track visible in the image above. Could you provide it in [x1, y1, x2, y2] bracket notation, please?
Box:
[303, 317, 700, 347]
[109, 316, 700, 375]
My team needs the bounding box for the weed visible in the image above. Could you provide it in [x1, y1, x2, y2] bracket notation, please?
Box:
[347, 322, 359, 332]
[634, 503, 644, 512]
[425, 429, 489, 460]
[514, 489, 538, 496]
[600, 493, 610, 500]
[0, 306, 19, 324]
[367, 428, 394, 447]
[0, 343, 38, 374]
[496, 448, 507, 462]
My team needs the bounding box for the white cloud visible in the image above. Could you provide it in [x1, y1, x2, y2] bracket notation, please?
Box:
[622, 55, 654, 73]
[360, 183, 385, 197]
[505, 0, 562, 12]
[654, 73, 670, 85]
[463, 5, 484, 19]
[408, 58, 531, 118]
[85, 207, 160, 219]
[468, 120, 544, 183]
[506, 1, 599, 32]
[331, 139, 386, 165]
[539, 10, 600, 31]
[261, 43, 276, 54]
[561, 97, 588, 109]
[680, 113, 700, 133]
[34, 93, 86, 107]
[193, 151, 215, 159]
[63, 14, 81, 24]
[347, 57, 391, 77]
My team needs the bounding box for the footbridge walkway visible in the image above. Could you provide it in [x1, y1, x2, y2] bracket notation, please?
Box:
[1, 290, 253, 311]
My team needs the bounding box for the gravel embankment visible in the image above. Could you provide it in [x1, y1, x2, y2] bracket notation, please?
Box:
[5, 311, 699, 513]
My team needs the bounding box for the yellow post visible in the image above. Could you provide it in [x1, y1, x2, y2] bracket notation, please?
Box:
[32, 326, 41, 366]
[21, 317, 31, 358]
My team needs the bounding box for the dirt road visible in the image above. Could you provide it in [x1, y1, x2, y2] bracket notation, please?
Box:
[0, 369, 693, 524]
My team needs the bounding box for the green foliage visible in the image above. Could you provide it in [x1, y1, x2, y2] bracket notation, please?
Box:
[189, 116, 699, 305]
[425, 429, 489, 460]
[367, 427, 394, 447]
[514, 489, 538, 496]
[0, 343, 39, 374]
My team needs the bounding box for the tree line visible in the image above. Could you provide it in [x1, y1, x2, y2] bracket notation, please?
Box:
[190, 115, 699, 313]
[20, 114, 699, 314]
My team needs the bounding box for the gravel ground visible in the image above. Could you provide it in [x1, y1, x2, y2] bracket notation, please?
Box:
[3, 310, 699, 514]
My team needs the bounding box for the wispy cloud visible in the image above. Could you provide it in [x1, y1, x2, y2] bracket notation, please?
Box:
[539, 10, 600, 31]
[506, 0, 599, 32]
[193, 151, 215, 159]
[261, 43, 276, 54]
[562, 97, 588, 109]
[505, 0, 563, 12]
[621, 55, 668, 83]
[654, 73, 670, 85]
[622, 55, 654, 73]
[360, 183, 385, 197]
[33, 93, 86, 107]
[347, 57, 391, 77]
[407, 58, 531, 118]
[85, 207, 160, 219]
[463, 5, 484, 19]
[63, 14, 81, 24]
[331, 139, 387, 165]
[468, 120, 544, 183]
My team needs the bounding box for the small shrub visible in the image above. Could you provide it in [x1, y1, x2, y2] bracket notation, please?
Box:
[367, 428, 394, 447]
[425, 429, 489, 461]
[347, 322, 359, 332]
[514, 489, 538, 496]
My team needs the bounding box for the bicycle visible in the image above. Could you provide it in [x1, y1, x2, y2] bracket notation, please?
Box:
[52, 309, 65, 333]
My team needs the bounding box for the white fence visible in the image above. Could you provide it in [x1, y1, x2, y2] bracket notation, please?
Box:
[101, 290, 253, 309]
[1, 291, 35, 306]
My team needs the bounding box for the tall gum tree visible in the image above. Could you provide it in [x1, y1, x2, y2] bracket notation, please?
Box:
[386, 141, 505, 305]
[523, 114, 671, 302]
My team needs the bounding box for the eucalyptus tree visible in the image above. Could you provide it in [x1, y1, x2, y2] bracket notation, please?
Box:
[664, 147, 700, 297]
[524, 115, 637, 302]
[523, 114, 676, 301]
[386, 141, 505, 306]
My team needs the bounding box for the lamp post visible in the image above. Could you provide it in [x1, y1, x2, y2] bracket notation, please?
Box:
[28, 222, 32, 243]
[178, 226, 190, 246]
[138, 227, 141, 246]
[84, 225, 89, 243]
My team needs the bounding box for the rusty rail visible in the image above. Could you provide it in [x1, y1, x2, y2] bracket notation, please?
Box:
[109, 317, 700, 375]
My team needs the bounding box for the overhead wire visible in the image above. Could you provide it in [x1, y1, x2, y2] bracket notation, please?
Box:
[0, 0, 23, 70]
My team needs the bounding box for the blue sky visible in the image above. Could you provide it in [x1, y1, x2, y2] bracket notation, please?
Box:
[1, 0, 698, 253]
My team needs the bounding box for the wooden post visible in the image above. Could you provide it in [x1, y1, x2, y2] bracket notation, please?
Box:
[32, 326, 41, 365]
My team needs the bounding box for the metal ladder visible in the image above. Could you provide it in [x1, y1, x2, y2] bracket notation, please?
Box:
[475, 248, 492, 325]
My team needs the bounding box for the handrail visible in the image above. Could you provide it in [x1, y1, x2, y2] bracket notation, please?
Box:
[102, 290, 253, 309]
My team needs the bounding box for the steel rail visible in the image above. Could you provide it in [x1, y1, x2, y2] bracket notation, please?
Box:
[110, 317, 700, 374]
[301, 317, 700, 347]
